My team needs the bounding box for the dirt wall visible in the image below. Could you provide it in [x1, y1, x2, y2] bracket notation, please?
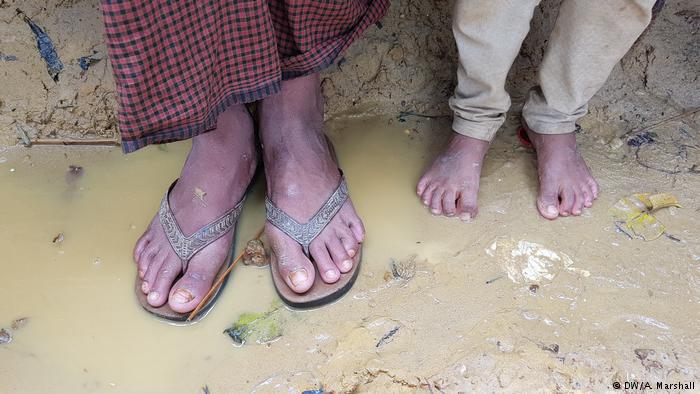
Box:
[0, 0, 698, 146]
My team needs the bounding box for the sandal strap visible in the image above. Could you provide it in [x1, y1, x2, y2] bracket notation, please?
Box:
[159, 180, 244, 272]
[265, 172, 349, 256]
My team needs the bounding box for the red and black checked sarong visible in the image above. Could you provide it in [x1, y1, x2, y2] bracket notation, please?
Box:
[101, 1, 389, 153]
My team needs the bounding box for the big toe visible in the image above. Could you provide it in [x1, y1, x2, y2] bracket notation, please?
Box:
[146, 255, 181, 307]
[167, 247, 228, 313]
[537, 184, 560, 220]
[268, 225, 316, 294]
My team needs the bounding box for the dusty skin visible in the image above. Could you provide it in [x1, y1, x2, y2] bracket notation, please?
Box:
[1, 115, 699, 392]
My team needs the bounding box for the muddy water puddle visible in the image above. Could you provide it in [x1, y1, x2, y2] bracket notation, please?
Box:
[0, 116, 698, 392]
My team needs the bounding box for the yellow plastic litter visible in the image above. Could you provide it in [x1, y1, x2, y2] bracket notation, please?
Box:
[609, 193, 681, 241]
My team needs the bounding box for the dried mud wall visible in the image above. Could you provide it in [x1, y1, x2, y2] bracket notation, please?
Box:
[0, 0, 698, 146]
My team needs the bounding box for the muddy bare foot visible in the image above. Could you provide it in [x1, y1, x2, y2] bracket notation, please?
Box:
[133, 105, 257, 313]
[524, 125, 599, 219]
[417, 133, 490, 221]
[259, 74, 365, 293]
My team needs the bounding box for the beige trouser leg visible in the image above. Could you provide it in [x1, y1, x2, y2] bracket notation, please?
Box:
[450, 0, 655, 140]
[522, 0, 655, 134]
[450, 0, 541, 141]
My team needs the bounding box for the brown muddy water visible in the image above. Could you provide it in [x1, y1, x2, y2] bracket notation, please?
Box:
[0, 116, 698, 393]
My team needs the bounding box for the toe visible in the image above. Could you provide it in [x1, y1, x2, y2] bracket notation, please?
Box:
[430, 189, 444, 215]
[582, 185, 593, 208]
[537, 183, 560, 220]
[588, 178, 600, 199]
[559, 188, 575, 216]
[147, 256, 180, 307]
[133, 232, 151, 266]
[325, 237, 353, 274]
[136, 246, 156, 280]
[142, 250, 166, 294]
[337, 227, 359, 258]
[571, 188, 585, 216]
[343, 206, 365, 243]
[417, 177, 429, 196]
[456, 188, 478, 222]
[442, 190, 457, 217]
[421, 185, 435, 207]
[167, 261, 220, 314]
[310, 242, 341, 283]
[269, 227, 316, 293]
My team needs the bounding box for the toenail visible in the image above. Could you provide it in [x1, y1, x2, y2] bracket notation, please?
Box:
[460, 213, 472, 222]
[147, 291, 159, 302]
[546, 206, 558, 216]
[289, 269, 308, 287]
[325, 269, 339, 280]
[347, 249, 356, 258]
[431, 209, 440, 214]
[141, 281, 149, 293]
[172, 289, 194, 304]
[342, 260, 353, 271]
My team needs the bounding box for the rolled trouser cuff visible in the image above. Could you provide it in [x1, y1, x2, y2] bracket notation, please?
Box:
[522, 87, 585, 135]
[452, 116, 501, 142]
[521, 117, 577, 135]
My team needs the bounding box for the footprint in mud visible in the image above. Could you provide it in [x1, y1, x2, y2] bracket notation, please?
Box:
[486, 237, 590, 284]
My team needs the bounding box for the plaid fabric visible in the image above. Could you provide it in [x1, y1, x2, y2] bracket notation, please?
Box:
[101, 0, 389, 153]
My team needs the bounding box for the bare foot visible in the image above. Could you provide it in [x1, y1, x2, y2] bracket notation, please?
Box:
[133, 105, 257, 313]
[417, 133, 490, 221]
[258, 74, 365, 293]
[524, 125, 599, 219]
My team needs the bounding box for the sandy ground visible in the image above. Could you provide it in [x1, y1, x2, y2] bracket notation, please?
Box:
[1, 115, 699, 392]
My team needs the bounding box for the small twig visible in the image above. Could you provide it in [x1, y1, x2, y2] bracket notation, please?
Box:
[485, 275, 503, 284]
[622, 107, 700, 137]
[31, 138, 120, 146]
[187, 226, 264, 321]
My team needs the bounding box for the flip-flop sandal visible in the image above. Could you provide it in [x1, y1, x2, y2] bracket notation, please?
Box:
[134, 180, 245, 322]
[266, 139, 361, 308]
[517, 126, 533, 148]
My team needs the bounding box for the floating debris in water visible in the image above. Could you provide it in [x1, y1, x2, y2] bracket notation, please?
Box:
[391, 254, 417, 280]
[52, 233, 64, 244]
[78, 52, 104, 71]
[376, 326, 400, 348]
[626, 131, 657, 147]
[541, 343, 559, 354]
[609, 193, 681, 241]
[0, 52, 18, 61]
[18, 9, 63, 81]
[15, 124, 33, 147]
[243, 238, 268, 267]
[66, 165, 84, 184]
[11, 317, 29, 330]
[0, 329, 11, 344]
[224, 304, 282, 345]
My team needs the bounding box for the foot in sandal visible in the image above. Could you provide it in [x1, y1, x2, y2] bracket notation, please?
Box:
[134, 105, 257, 315]
[259, 74, 365, 304]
